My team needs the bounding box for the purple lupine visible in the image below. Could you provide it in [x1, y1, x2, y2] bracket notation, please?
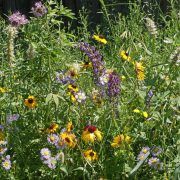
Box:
[79, 42, 105, 85]
[107, 71, 120, 98]
[146, 90, 153, 107]
[6, 114, 20, 124]
[151, 146, 162, 156]
[8, 12, 28, 27]
[31, 1, 47, 17]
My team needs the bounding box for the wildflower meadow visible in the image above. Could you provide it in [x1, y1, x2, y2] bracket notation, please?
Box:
[0, 0, 179, 179]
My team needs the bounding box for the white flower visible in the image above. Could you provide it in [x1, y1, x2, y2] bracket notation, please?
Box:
[75, 91, 86, 103]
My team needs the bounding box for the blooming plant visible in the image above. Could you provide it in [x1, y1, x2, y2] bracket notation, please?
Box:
[0, 0, 179, 179]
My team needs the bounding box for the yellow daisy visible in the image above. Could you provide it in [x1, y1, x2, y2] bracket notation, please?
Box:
[84, 149, 98, 161]
[82, 125, 103, 143]
[60, 132, 76, 148]
[135, 62, 145, 81]
[46, 123, 59, 134]
[120, 50, 131, 61]
[24, 95, 37, 109]
[93, 35, 107, 44]
[66, 121, 74, 132]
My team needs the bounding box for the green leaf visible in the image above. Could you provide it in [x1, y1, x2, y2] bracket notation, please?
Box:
[53, 94, 59, 107]
[60, 166, 68, 175]
[45, 93, 53, 104]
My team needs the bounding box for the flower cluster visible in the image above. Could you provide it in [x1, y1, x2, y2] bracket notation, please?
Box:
[133, 109, 149, 119]
[137, 146, 163, 170]
[31, 1, 47, 17]
[8, 12, 28, 27]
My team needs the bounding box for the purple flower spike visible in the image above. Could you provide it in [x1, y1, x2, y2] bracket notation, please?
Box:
[8, 12, 28, 27]
[107, 71, 120, 98]
[31, 2, 47, 17]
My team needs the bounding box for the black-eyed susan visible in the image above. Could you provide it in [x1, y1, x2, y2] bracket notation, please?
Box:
[111, 134, 130, 148]
[82, 125, 103, 143]
[84, 149, 98, 161]
[46, 123, 59, 134]
[81, 61, 92, 69]
[60, 132, 76, 148]
[68, 84, 79, 94]
[24, 95, 37, 109]
[93, 35, 107, 44]
[120, 50, 131, 61]
[134, 62, 145, 80]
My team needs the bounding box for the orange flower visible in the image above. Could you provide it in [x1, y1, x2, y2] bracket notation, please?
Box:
[24, 96, 37, 109]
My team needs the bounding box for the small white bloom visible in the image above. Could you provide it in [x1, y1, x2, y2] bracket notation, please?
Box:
[75, 91, 86, 103]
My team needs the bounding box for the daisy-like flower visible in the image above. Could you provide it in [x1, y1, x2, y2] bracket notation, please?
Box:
[84, 149, 98, 161]
[148, 157, 160, 168]
[140, 147, 150, 154]
[111, 134, 130, 148]
[75, 91, 86, 103]
[45, 157, 57, 169]
[82, 125, 103, 143]
[67, 63, 81, 78]
[60, 132, 76, 148]
[137, 152, 146, 161]
[8, 11, 28, 27]
[24, 96, 37, 109]
[6, 114, 20, 124]
[40, 148, 51, 160]
[2, 159, 11, 170]
[55, 137, 66, 149]
[93, 35, 107, 44]
[151, 146, 162, 156]
[31, 1, 47, 17]
[46, 123, 59, 134]
[47, 134, 59, 145]
[134, 62, 145, 81]
[0, 147, 7, 156]
[99, 73, 109, 86]
[68, 84, 79, 94]
[120, 50, 131, 61]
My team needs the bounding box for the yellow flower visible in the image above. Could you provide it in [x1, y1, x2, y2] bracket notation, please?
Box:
[84, 149, 98, 161]
[142, 111, 148, 118]
[133, 109, 141, 113]
[24, 95, 37, 109]
[0, 87, 7, 93]
[66, 121, 74, 132]
[121, 75, 126, 80]
[82, 125, 103, 143]
[46, 123, 59, 134]
[111, 134, 125, 148]
[68, 84, 79, 93]
[120, 50, 131, 61]
[81, 61, 92, 69]
[0, 131, 4, 141]
[60, 132, 76, 148]
[93, 35, 107, 44]
[125, 135, 131, 143]
[135, 62, 145, 81]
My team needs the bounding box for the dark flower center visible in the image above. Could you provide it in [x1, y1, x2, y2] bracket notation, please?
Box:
[89, 152, 94, 157]
[125, 52, 129, 56]
[65, 137, 71, 143]
[99, 35, 104, 39]
[84, 125, 97, 133]
[28, 98, 34, 104]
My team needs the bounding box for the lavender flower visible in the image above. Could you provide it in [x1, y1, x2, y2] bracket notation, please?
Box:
[140, 147, 150, 154]
[45, 157, 57, 169]
[137, 152, 146, 161]
[151, 146, 162, 156]
[0, 147, 7, 156]
[148, 157, 163, 170]
[40, 148, 51, 161]
[107, 71, 120, 98]
[47, 134, 59, 145]
[8, 12, 28, 27]
[56, 71, 74, 84]
[2, 155, 11, 170]
[75, 91, 86, 103]
[31, 1, 47, 17]
[0, 125, 4, 130]
[55, 138, 66, 149]
[79, 42, 105, 85]
[6, 114, 20, 124]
